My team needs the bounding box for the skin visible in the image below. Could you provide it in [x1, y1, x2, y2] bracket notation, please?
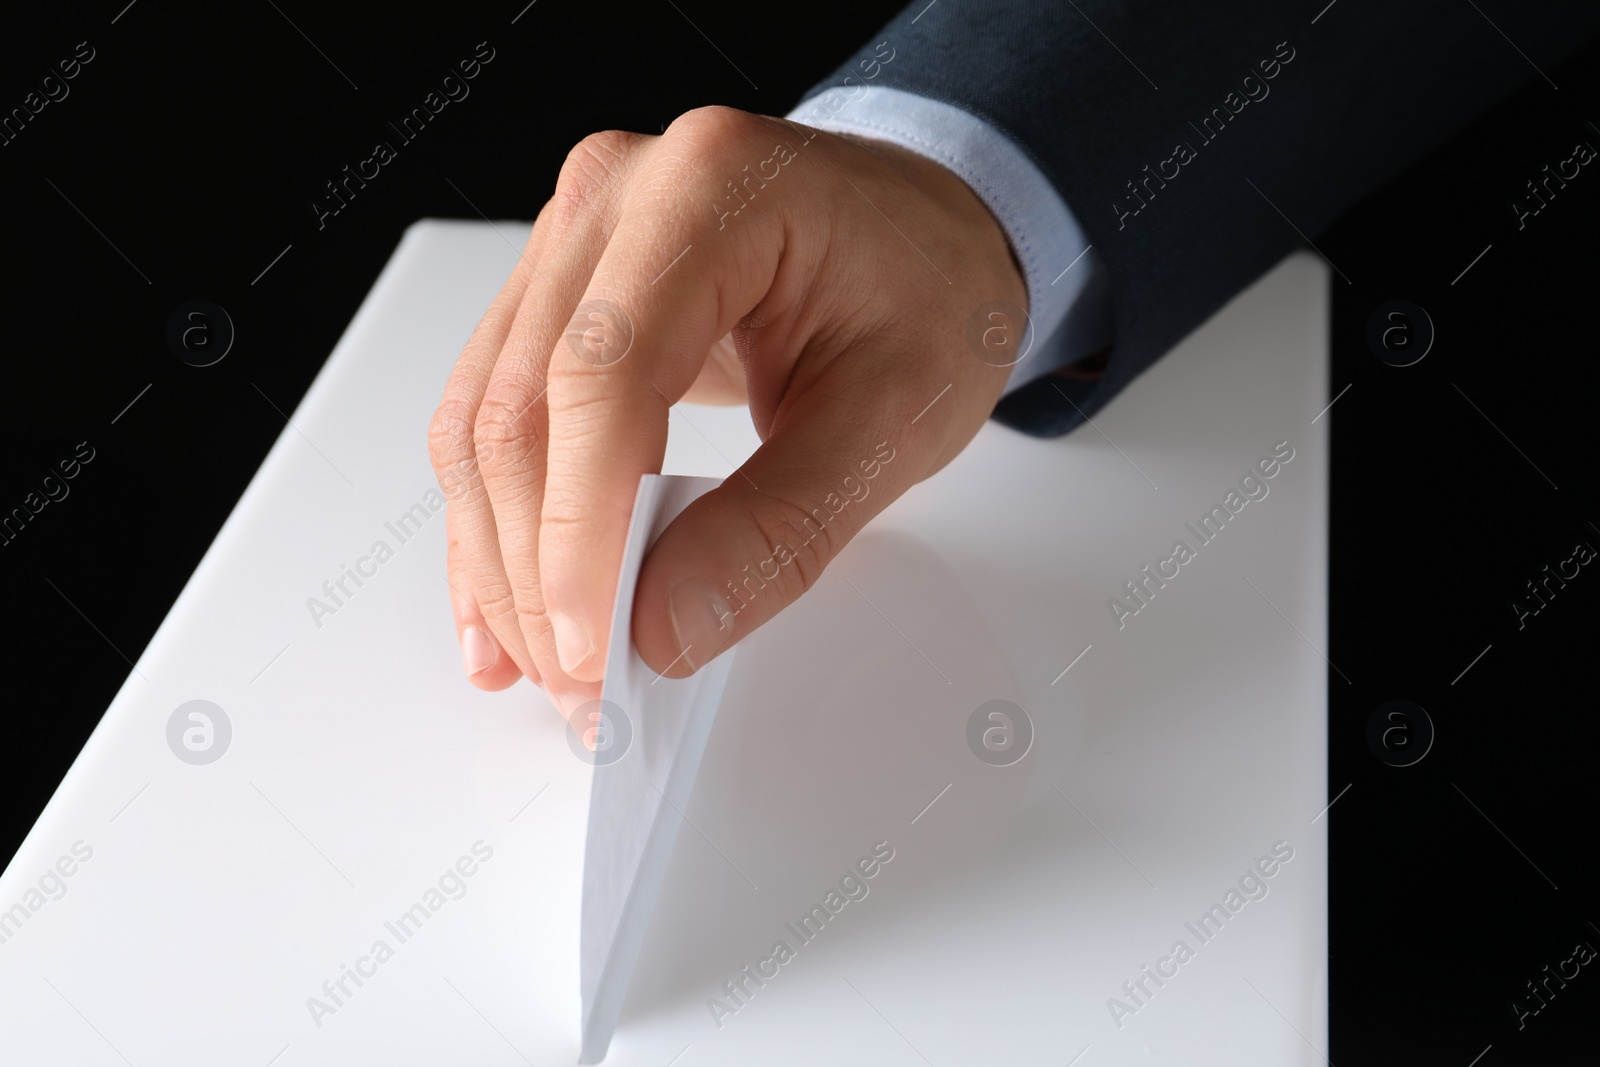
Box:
[428, 105, 1027, 722]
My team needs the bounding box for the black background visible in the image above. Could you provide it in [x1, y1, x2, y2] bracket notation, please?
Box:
[1, 1, 1596, 1061]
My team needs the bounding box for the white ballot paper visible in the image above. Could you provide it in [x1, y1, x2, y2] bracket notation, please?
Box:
[580, 475, 736, 1064]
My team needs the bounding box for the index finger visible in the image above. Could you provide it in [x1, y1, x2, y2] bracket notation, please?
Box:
[537, 107, 785, 682]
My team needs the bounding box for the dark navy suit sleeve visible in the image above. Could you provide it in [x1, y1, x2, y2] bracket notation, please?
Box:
[802, 1, 1600, 436]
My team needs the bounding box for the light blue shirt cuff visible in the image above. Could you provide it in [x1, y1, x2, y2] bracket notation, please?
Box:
[786, 85, 1110, 394]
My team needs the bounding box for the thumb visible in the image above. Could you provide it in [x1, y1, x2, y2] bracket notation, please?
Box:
[632, 370, 963, 678]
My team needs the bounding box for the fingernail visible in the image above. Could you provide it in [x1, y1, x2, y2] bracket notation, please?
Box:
[461, 625, 497, 677]
[667, 578, 738, 674]
[550, 612, 596, 676]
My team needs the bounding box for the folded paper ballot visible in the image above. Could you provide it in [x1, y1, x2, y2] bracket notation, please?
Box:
[579, 475, 736, 1063]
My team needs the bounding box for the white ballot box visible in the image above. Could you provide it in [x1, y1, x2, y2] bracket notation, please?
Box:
[0, 221, 1330, 1066]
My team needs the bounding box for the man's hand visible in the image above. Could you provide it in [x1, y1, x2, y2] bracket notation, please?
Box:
[428, 105, 1027, 717]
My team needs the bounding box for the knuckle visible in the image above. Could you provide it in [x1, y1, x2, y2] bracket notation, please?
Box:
[744, 489, 840, 603]
[488, 561, 547, 645]
[544, 364, 610, 412]
[667, 105, 764, 153]
[554, 129, 639, 223]
[513, 599, 550, 639]
[543, 378, 632, 454]
[429, 398, 477, 466]
[475, 585, 521, 632]
[429, 397, 479, 487]
[471, 393, 533, 477]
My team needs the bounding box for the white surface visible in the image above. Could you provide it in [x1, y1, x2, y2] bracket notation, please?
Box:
[0, 220, 1330, 1066]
